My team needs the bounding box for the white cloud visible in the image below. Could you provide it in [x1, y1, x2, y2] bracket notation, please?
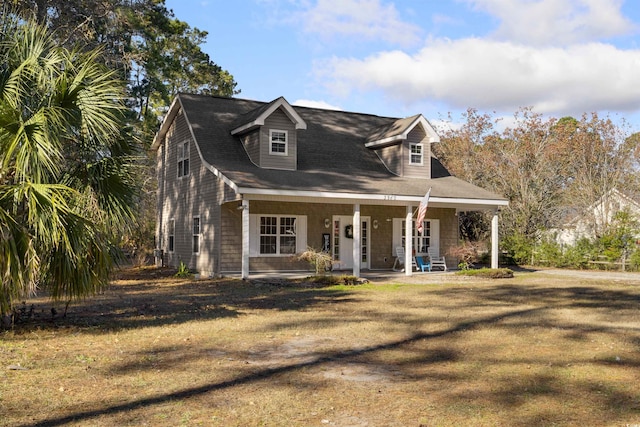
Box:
[293, 99, 342, 110]
[321, 37, 640, 116]
[291, 0, 422, 46]
[464, 0, 637, 45]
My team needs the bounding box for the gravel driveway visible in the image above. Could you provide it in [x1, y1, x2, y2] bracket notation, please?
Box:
[362, 267, 640, 284]
[533, 268, 640, 282]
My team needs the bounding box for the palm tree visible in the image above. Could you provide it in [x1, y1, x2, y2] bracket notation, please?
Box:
[0, 12, 140, 318]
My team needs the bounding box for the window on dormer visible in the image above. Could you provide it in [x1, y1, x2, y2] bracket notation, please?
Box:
[410, 143, 423, 165]
[178, 140, 190, 177]
[269, 130, 288, 156]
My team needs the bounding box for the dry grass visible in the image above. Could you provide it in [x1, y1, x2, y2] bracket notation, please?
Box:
[1, 267, 640, 426]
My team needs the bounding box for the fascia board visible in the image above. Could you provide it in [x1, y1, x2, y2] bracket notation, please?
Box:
[365, 115, 440, 148]
[275, 98, 307, 130]
[151, 96, 181, 150]
[417, 115, 441, 143]
[202, 162, 238, 192]
[238, 187, 508, 207]
[231, 97, 307, 135]
[230, 121, 259, 135]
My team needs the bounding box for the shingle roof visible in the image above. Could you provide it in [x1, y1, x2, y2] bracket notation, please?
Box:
[174, 93, 506, 203]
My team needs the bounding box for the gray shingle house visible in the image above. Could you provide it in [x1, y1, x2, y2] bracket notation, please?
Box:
[152, 94, 508, 278]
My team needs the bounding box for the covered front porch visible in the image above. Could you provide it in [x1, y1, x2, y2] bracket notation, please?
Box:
[234, 192, 509, 279]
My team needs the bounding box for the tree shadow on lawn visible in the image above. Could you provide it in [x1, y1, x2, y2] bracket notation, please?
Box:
[428, 281, 640, 313]
[21, 307, 546, 427]
[8, 272, 358, 333]
[12, 273, 640, 427]
[23, 302, 640, 427]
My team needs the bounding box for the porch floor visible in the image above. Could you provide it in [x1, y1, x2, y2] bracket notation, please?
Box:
[222, 269, 455, 284]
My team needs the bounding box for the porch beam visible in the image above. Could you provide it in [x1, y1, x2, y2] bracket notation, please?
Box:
[241, 199, 250, 279]
[491, 210, 499, 269]
[353, 204, 361, 278]
[405, 205, 413, 276]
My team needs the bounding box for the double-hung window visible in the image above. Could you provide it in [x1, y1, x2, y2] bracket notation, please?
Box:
[409, 143, 423, 165]
[269, 130, 288, 156]
[178, 141, 190, 177]
[259, 216, 297, 255]
[401, 219, 431, 253]
[392, 218, 439, 256]
[192, 216, 200, 254]
[168, 219, 175, 252]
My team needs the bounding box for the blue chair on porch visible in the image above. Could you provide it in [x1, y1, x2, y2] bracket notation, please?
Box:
[415, 256, 431, 272]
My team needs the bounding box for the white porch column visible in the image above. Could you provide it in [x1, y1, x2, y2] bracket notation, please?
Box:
[405, 205, 413, 276]
[241, 199, 250, 279]
[353, 204, 361, 278]
[491, 210, 499, 269]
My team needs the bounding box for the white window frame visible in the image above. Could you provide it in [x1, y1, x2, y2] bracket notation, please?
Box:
[168, 218, 175, 253]
[192, 216, 200, 254]
[249, 215, 307, 256]
[178, 140, 190, 177]
[392, 218, 439, 256]
[259, 216, 296, 255]
[409, 143, 424, 165]
[269, 129, 288, 156]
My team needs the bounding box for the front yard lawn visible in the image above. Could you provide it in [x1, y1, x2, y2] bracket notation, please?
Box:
[1, 268, 639, 426]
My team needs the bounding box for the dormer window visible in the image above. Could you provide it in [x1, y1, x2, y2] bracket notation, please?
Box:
[410, 143, 423, 165]
[270, 130, 288, 156]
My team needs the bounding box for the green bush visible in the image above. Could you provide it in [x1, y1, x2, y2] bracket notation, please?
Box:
[630, 249, 640, 271]
[175, 261, 192, 278]
[535, 238, 562, 266]
[561, 238, 596, 269]
[503, 233, 533, 265]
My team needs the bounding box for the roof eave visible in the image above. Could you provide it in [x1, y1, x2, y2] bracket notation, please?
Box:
[365, 115, 440, 148]
[237, 187, 508, 208]
[151, 95, 182, 150]
[231, 97, 307, 135]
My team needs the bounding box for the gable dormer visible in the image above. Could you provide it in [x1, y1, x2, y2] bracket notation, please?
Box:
[231, 97, 307, 171]
[366, 114, 440, 178]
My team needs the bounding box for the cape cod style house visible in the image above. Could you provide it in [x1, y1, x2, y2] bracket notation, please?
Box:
[152, 94, 508, 278]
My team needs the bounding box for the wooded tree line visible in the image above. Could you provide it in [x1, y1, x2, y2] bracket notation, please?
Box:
[1, 1, 237, 320]
[435, 108, 640, 266]
[9, 0, 238, 141]
[8, 0, 238, 260]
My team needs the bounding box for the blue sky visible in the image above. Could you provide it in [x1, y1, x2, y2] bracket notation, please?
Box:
[164, 0, 640, 132]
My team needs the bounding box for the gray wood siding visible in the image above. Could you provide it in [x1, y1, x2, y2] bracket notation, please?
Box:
[157, 109, 237, 276]
[155, 137, 166, 260]
[158, 110, 190, 269]
[402, 126, 431, 179]
[372, 125, 432, 178]
[241, 130, 260, 166]
[260, 108, 297, 170]
[376, 144, 402, 175]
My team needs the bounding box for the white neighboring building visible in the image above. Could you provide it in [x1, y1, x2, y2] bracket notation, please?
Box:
[554, 189, 640, 246]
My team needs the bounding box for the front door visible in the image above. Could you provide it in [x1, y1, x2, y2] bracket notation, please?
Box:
[332, 215, 370, 269]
